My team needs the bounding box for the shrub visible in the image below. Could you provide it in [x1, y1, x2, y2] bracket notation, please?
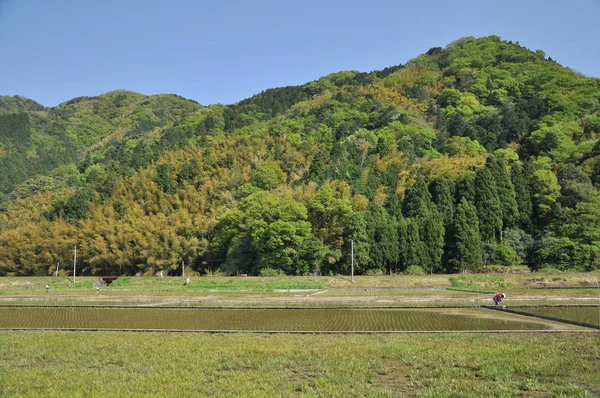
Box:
[258, 268, 286, 276]
[204, 268, 226, 277]
[537, 267, 563, 274]
[481, 265, 531, 274]
[404, 265, 426, 275]
[449, 275, 509, 289]
[364, 268, 384, 276]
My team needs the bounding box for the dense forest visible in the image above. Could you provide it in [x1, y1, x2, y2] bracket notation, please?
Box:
[1, 36, 599, 276]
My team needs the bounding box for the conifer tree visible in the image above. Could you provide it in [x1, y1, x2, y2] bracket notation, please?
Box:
[404, 218, 423, 269]
[474, 167, 503, 241]
[511, 163, 533, 229]
[365, 203, 399, 272]
[402, 178, 445, 272]
[385, 191, 403, 221]
[487, 156, 518, 228]
[454, 172, 476, 204]
[402, 178, 432, 218]
[344, 212, 372, 275]
[396, 214, 408, 271]
[429, 176, 454, 228]
[416, 206, 445, 273]
[448, 198, 483, 272]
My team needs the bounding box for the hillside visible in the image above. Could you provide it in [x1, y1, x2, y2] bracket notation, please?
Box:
[0, 35, 599, 276]
[0, 90, 205, 196]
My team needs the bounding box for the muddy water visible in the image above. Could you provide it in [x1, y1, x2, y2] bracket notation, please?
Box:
[0, 307, 551, 331]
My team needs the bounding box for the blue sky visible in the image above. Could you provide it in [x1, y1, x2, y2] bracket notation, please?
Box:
[0, 0, 598, 107]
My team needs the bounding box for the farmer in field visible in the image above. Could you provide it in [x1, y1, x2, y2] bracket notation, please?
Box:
[493, 293, 505, 306]
[45, 285, 50, 293]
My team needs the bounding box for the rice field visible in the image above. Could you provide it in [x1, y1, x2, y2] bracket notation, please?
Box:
[510, 306, 600, 327]
[0, 306, 583, 332]
[1, 274, 599, 397]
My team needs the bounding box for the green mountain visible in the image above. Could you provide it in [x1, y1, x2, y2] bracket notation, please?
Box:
[0, 95, 46, 114]
[1, 35, 599, 276]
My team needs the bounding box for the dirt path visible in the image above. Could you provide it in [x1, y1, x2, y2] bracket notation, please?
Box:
[1, 292, 597, 305]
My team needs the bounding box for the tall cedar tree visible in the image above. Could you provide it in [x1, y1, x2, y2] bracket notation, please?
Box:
[454, 172, 476, 204]
[511, 163, 533, 229]
[416, 207, 445, 273]
[487, 156, 518, 228]
[448, 198, 483, 272]
[402, 179, 432, 218]
[365, 203, 399, 272]
[343, 212, 372, 275]
[404, 218, 423, 269]
[403, 178, 444, 272]
[396, 214, 409, 272]
[386, 192, 403, 221]
[429, 176, 454, 228]
[474, 167, 503, 241]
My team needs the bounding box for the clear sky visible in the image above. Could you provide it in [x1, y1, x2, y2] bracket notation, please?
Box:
[0, 0, 598, 107]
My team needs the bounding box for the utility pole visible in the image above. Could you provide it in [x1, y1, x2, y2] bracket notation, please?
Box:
[73, 246, 77, 283]
[182, 261, 185, 278]
[56, 262, 59, 277]
[351, 239, 354, 283]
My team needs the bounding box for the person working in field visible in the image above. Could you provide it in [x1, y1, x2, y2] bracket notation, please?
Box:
[493, 293, 505, 306]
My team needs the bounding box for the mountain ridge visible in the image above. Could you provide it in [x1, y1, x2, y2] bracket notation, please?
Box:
[1, 35, 599, 276]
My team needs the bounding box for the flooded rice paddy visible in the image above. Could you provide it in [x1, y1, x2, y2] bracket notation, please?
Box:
[511, 306, 599, 327]
[0, 307, 561, 332]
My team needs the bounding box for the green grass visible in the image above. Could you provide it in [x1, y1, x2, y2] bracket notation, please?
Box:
[1, 274, 598, 397]
[0, 276, 326, 293]
[319, 288, 470, 297]
[448, 271, 600, 290]
[0, 332, 598, 397]
[2, 274, 599, 312]
[0, 277, 97, 292]
[1, 271, 599, 294]
[110, 276, 326, 290]
[449, 274, 513, 289]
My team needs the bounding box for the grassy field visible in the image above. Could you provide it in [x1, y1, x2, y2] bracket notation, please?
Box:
[0, 276, 326, 293]
[2, 271, 599, 293]
[1, 331, 598, 397]
[1, 273, 600, 310]
[1, 273, 599, 396]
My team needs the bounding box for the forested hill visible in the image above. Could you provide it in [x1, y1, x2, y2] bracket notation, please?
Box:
[1, 35, 599, 277]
